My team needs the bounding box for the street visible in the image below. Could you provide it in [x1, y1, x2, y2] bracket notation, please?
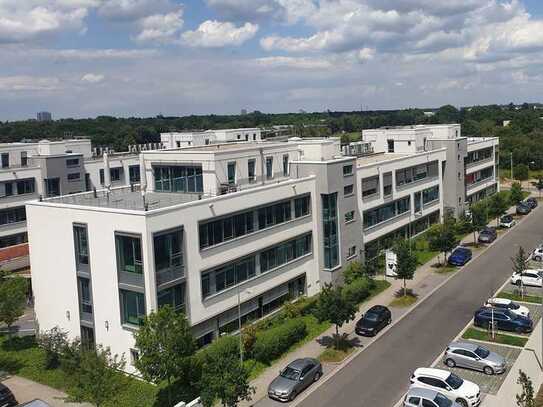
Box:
[294, 206, 543, 407]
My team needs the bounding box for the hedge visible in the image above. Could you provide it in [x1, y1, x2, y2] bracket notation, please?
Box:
[252, 318, 307, 364]
[342, 277, 372, 304]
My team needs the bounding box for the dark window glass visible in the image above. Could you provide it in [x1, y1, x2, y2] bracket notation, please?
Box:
[248, 159, 256, 183]
[115, 234, 143, 274]
[0, 206, 26, 226]
[120, 290, 145, 326]
[322, 193, 339, 269]
[16, 179, 34, 194]
[157, 283, 185, 312]
[266, 157, 273, 179]
[129, 165, 140, 183]
[73, 225, 89, 266]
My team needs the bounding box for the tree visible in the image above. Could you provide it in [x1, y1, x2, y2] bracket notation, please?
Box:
[343, 261, 364, 284]
[200, 351, 255, 407]
[394, 240, 417, 296]
[511, 246, 528, 297]
[0, 274, 28, 338]
[314, 283, 357, 349]
[514, 164, 529, 183]
[37, 327, 69, 369]
[531, 177, 543, 198]
[134, 306, 196, 407]
[427, 221, 457, 265]
[470, 202, 488, 246]
[510, 182, 524, 205]
[488, 192, 509, 226]
[516, 370, 535, 407]
[66, 345, 127, 407]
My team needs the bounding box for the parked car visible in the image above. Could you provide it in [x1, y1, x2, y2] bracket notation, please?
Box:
[511, 270, 543, 287]
[524, 197, 538, 209]
[530, 246, 543, 262]
[409, 368, 480, 407]
[474, 307, 533, 334]
[499, 214, 516, 228]
[404, 387, 462, 407]
[0, 383, 17, 407]
[516, 203, 531, 215]
[443, 342, 506, 375]
[355, 305, 392, 336]
[477, 227, 497, 244]
[484, 297, 530, 318]
[448, 247, 472, 266]
[268, 358, 322, 402]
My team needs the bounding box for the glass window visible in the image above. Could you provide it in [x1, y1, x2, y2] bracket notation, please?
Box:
[45, 178, 60, 197]
[343, 165, 353, 176]
[383, 172, 392, 196]
[322, 193, 339, 269]
[73, 225, 89, 266]
[67, 173, 80, 181]
[4, 183, 13, 196]
[16, 179, 34, 195]
[120, 290, 145, 326]
[261, 234, 312, 273]
[283, 155, 289, 176]
[422, 185, 439, 204]
[157, 283, 185, 312]
[344, 184, 354, 196]
[1, 153, 9, 168]
[266, 157, 273, 179]
[154, 229, 183, 282]
[248, 159, 256, 183]
[363, 196, 410, 229]
[78, 277, 93, 314]
[115, 234, 143, 274]
[129, 165, 140, 183]
[20, 152, 28, 167]
[0, 206, 26, 226]
[153, 165, 203, 193]
[110, 167, 122, 182]
[99, 169, 105, 185]
[362, 176, 379, 197]
[202, 256, 257, 298]
[345, 211, 355, 223]
[227, 162, 236, 184]
[295, 195, 310, 217]
[66, 158, 79, 167]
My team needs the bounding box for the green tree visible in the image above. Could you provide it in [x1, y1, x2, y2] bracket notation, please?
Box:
[394, 240, 418, 296]
[516, 370, 535, 407]
[511, 246, 528, 278]
[66, 345, 127, 407]
[134, 306, 196, 407]
[510, 182, 524, 205]
[470, 201, 488, 246]
[531, 177, 543, 198]
[488, 193, 509, 226]
[200, 351, 255, 407]
[314, 283, 357, 349]
[514, 164, 529, 183]
[343, 261, 364, 284]
[37, 326, 68, 369]
[0, 274, 28, 338]
[427, 221, 457, 265]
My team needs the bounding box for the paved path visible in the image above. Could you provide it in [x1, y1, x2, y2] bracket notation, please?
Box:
[289, 204, 543, 407]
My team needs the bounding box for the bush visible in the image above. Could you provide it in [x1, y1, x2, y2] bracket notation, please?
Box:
[37, 327, 68, 369]
[252, 318, 307, 364]
[342, 277, 372, 304]
[241, 325, 257, 357]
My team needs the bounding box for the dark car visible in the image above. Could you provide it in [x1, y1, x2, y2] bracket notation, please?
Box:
[478, 227, 497, 244]
[355, 305, 392, 336]
[474, 307, 533, 334]
[268, 358, 322, 402]
[516, 203, 531, 215]
[524, 197, 538, 209]
[448, 247, 472, 266]
[0, 383, 17, 407]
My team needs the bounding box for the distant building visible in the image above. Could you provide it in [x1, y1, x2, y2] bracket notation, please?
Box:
[503, 120, 511, 127]
[37, 112, 52, 122]
[423, 111, 435, 117]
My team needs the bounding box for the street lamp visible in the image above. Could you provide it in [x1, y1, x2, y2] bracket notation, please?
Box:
[237, 286, 252, 364]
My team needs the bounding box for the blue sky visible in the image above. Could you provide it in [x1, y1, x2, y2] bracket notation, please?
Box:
[2, 0, 543, 120]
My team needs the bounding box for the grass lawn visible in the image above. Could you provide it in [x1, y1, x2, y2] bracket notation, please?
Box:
[389, 293, 418, 307]
[461, 327, 528, 347]
[432, 265, 457, 274]
[497, 291, 542, 304]
[0, 335, 158, 407]
[318, 346, 355, 363]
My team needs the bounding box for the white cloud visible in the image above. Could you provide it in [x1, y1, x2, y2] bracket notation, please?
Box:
[44, 48, 160, 60]
[254, 56, 333, 70]
[182, 20, 258, 47]
[0, 75, 60, 91]
[205, 0, 315, 24]
[97, 0, 176, 21]
[81, 73, 105, 83]
[134, 8, 184, 43]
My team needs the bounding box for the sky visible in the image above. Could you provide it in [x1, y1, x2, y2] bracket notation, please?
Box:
[2, 0, 543, 120]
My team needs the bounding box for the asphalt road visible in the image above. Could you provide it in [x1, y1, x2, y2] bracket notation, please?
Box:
[296, 206, 543, 407]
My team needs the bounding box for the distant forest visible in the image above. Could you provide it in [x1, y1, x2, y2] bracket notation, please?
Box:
[1, 103, 542, 172]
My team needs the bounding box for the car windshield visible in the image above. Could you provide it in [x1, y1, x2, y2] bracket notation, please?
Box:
[445, 372, 463, 389]
[509, 302, 520, 310]
[280, 367, 300, 381]
[474, 346, 490, 358]
[434, 393, 452, 407]
[364, 312, 380, 322]
[455, 249, 469, 255]
[502, 216, 512, 222]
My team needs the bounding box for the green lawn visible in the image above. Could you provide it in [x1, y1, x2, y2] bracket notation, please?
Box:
[389, 294, 418, 307]
[318, 346, 355, 363]
[0, 335, 158, 407]
[461, 327, 528, 347]
[497, 291, 542, 304]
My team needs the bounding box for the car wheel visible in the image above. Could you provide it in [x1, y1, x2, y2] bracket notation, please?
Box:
[314, 371, 321, 382]
[388, 317, 392, 325]
[515, 326, 524, 333]
[289, 391, 297, 401]
[456, 398, 468, 407]
[445, 358, 456, 368]
[484, 366, 494, 375]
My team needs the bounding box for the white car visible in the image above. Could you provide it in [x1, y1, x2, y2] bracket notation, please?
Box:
[410, 368, 481, 407]
[511, 270, 543, 288]
[530, 247, 543, 262]
[484, 298, 530, 318]
[499, 215, 516, 228]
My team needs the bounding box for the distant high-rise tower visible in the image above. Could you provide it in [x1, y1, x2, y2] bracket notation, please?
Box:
[240, 109, 247, 115]
[37, 111, 52, 122]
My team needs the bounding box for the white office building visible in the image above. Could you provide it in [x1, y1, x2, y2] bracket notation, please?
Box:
[26, 124, 497, 372]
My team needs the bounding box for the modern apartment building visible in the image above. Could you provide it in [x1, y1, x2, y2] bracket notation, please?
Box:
[0, 139, 144, 271]
[26, 124, 498, 372]
[161, 128, 263, 149]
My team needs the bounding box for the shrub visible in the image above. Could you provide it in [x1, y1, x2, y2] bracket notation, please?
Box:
[342, 277, 371, 304]
[253, 318, 306, 364]
[241, 325, 258, 358]
[37, 327, 68, 369]
[282, 302, 302, 319]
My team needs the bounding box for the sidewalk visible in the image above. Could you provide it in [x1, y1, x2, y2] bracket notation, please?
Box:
[481, 320, 543, 407]
[242, 229, 490, 406]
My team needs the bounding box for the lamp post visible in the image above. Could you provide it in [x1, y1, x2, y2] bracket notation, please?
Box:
[510, 152, 514, 181]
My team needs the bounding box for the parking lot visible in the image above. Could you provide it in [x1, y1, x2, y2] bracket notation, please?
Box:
[433, 340, 522, 395]
[502, 283, 542, 297]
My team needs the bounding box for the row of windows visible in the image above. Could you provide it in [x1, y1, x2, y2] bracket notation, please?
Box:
[66, 158, 80, 168]
[0, 232, 27, 248]
[465, 147, 493, 165]
[0, 206, 26, 226]
[466, 166, 494, 185]
[0, 178, 35, 198]
[422, 185, 439, 204]
[1, 152, 29, 168]
[322, 193, 339, 269]
[199, 195, 311, 249]
[99, 167, 123, 185]
[396, 161, 438, 186]
[363, 196, 410, 229]
[201, 233, 312, 298]
[154, 165, 203, 193]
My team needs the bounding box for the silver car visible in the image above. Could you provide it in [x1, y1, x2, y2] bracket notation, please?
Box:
[268, 358, 322, 402]
[443, 342, 506, 375]
[404, 387, 462, 407]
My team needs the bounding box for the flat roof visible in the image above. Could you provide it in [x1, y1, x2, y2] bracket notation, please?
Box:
[160, 142, 290, 153]
[356, 153, 411, 166]
[44, 187, 206, 211]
